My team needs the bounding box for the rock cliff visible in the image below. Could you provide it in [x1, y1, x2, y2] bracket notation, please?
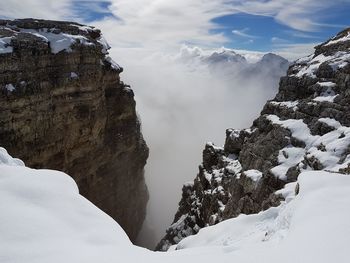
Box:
[157, 28, 350, 250]
[0, 19, 149, 242]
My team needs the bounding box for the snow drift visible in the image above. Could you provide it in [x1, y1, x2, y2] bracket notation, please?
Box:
[1, 147, 349, 263]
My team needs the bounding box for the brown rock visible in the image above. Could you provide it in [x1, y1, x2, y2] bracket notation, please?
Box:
[0, 19, 149, 242]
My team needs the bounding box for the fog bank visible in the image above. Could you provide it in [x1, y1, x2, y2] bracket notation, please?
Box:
[110, 47, 288, 249]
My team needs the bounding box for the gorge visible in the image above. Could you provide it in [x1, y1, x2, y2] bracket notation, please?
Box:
[1, 17, 350, 263]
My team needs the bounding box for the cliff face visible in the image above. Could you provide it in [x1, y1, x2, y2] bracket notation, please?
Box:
[0, 19, 149, 241]
[157, 28, 350, 250]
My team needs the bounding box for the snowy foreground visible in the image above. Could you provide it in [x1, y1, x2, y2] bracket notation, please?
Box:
[0, 147, 349, 263]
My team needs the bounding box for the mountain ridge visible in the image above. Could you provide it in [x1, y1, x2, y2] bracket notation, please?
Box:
[157, 27, 350, 251]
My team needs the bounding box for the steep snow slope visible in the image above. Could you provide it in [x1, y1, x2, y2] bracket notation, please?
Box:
[174, 171, 350, 263]
[0, 148, 138, 262]
[1, 147, 350, 263]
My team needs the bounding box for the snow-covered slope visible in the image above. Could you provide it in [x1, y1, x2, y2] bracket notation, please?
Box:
[174, 171, 350, 263]
[0, 148, 137, 262]
[1, 147, 350, 263]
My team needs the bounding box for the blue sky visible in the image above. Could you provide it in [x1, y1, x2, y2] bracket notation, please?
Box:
[76, 0, 350, 54]
[0, 0, 350, 59]
[212, 12, 349, 51]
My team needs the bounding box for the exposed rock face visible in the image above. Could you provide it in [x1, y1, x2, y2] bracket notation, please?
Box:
[0, 19, 149, 241]
[157, 28, 350, 250]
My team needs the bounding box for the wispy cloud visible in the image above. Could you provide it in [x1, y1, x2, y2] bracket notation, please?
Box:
[0, 0, 73, 20]
[228, 0, 348, 32]
[92, 0, 235, 52]
[285, 30, 319, 39]
[272, 42, 319, 61]
[0, 0, 346, 54]
[271, 36, 289, 44]
[232, 28, 259, 38]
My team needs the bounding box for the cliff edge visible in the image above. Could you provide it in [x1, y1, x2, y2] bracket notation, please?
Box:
[0, 19, 149, 242]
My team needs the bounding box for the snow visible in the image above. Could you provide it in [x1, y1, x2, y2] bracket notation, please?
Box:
[269, 100, 299, 111]
[1, 26, 122, 70]
[318, 117, 342, 129]
[244, 169, 263, 181]
[270, 146, 305, 180]
[174, 171, 350, 263]
[0, 148, 145, 263]
[313, 86, 338, 102]
[225, 159, 242, 176]
[105, 56, 122, 70]
[0, 36, 13, 53]
[325, 32, 350, 46]
[0, 147, 24, 166]
[183, 181, 194, 187]
[267, 115, 314, 147]
[313, 94, 338, 102]
[70, 72, 78, 79]
[275, 182, 297, 202]
[1, 149, 350, 262]
[1, 26, 113, 56]
[69, 24, 95, 33]
[97, 36, 111, 54]
[4, 83, 15, 92]
[293, 51, 350, 78]
[327, 52, 350, 70]
[267, 114, 350, 178]
[21, 28, 94, 54]
[317, 81, 336, 87]
[294, 53, 328, 78]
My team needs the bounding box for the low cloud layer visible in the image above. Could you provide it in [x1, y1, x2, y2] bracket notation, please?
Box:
[110, 47, 289, 248]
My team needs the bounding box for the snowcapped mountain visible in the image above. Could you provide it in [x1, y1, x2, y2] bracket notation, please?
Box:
[202, 49, 248, 65]
[176, 45, 289, 71]
[157, 28, 350, 250]
[174, 46, 289, 86]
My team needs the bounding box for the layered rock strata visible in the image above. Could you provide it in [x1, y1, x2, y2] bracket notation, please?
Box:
[0, 19, 149, 241]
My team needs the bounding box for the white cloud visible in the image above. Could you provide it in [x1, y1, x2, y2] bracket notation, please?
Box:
[232, 28, 258, 38]
[0, 0, 73, 20]
[0, 0, 345, 54]
[271, 36, 289, 44]
[228, 0, 347, 32]
[285, 30, 319, 39]
[131, 46, 288, 248]
[92, 0, 235, 53]
[272, 42, 318, 61]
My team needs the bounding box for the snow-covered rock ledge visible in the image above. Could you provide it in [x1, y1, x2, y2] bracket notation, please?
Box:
[1, 147, 349, 263]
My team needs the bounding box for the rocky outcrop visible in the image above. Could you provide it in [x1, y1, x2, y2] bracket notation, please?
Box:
[0, 19, 149, 242]
[157, 28, 350, 250]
